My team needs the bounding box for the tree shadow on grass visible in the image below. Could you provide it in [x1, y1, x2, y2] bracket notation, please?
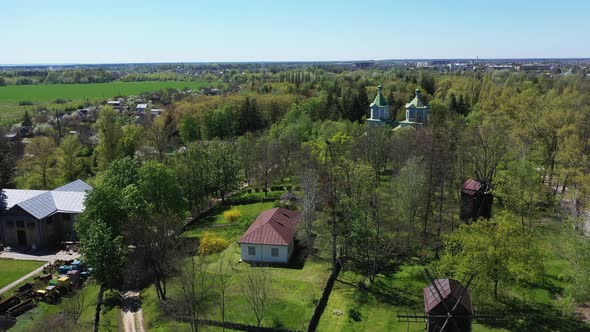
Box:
[102, 291, 121, 312]
[478, 298, 589, 332]
[368, 278, 424, 309]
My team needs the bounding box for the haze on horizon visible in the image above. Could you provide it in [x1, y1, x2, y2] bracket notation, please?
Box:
[1, 0, 588, 65]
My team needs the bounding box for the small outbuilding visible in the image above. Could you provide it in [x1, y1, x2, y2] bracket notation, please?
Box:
[238, 208, 301, 264]
[424, 279, 473, 332]
[136, 103, 148, 113]
[460, 179, 492, 221]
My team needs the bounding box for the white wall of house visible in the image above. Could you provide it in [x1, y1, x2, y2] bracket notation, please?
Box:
[239, 242, 293, 263]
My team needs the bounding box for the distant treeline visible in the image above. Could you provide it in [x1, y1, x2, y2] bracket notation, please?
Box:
[0, 69, 199, 86]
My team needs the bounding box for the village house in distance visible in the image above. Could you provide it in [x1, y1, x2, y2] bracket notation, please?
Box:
[0, 180, 91, 249]
[367, 85, 430, 129]
[238, 208, 301, 264]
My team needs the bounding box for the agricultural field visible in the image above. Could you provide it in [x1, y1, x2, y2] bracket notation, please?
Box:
[0, 80, 213, 124]
[0, 259, 45, 290]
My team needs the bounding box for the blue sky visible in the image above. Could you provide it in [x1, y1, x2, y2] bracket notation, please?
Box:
[1, 0, 588, 64]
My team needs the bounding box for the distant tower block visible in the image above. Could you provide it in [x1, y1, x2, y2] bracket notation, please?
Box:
[367, 85, 392, 127]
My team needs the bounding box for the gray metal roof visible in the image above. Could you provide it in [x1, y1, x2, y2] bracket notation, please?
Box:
[54, 179, 92, 192]
[2, 180, 92, 220]
[18, 191, 56, 219]
[3, 189, 46, 209]
[51, 191, 87, 213]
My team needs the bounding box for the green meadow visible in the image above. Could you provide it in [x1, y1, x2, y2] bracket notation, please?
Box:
[0, 80, 212, 124]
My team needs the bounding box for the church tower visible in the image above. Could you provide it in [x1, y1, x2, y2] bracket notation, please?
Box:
[367, 85, 391, 127]
[400, 88, 429, 127]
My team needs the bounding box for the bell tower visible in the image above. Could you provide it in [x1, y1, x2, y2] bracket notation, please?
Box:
[367, 85, 391, 127]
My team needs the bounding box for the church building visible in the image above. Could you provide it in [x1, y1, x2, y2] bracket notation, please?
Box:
[367, 85, 394, 127]
[366, 85, 430, 129]
[398, 88, 429, 128]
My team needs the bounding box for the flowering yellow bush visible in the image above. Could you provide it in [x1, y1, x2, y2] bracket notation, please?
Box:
[223, 208, 242, 222]
[198, 232, 229, 255]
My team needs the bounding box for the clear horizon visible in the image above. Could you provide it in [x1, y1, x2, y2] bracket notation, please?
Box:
[1, 0, 589, 65]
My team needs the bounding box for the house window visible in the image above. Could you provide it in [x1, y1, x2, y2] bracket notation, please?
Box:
[248, 246, 256, 256]
[271, 248, 279, 257]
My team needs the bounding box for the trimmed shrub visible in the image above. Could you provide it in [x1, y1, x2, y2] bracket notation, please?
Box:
[198, 232, 229, 255]
[223, 208, 242, 222]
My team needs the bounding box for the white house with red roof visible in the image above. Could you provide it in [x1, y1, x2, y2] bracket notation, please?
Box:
[238, 208, 301, 264]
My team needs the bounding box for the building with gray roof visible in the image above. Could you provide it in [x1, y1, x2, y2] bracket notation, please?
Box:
[0, 180, 92, 249]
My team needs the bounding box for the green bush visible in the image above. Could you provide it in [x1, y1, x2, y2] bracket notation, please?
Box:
[238, 215, 255, 230]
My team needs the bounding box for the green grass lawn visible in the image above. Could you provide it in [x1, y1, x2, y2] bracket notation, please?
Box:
[0, 80, 212, 124]
[186, 201, 275, 229]
[135, 200, 590, 332]
[146, 201, 331, 331]
[143, 242, 332, 332]
[0, 259, 45, 290]
[316, 210, 590, 332]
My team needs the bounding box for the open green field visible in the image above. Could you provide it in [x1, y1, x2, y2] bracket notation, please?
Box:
[0, 80, 212, 124]
[0, 259, 45, 290]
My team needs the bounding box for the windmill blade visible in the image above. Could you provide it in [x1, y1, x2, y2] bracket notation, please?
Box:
[424, 269, 451, 313]
[450, 274, 475, 313]
[438, 315, 452, 332]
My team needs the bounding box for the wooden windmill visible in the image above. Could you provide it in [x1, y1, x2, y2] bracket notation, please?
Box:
[398, 269, 498, 332]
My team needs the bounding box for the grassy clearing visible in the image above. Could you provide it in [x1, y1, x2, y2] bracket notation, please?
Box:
[0, 80, 212, 124]
[0, 259, 45, 290]
[316, 211, 589, 332]
[143, 242, 331, 332]
[136, 198, 590, 331]
[146, 201, 331, 331]
[186, 202, 274, 229]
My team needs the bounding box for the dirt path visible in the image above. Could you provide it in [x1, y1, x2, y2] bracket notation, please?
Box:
[121, 291, 145, 332]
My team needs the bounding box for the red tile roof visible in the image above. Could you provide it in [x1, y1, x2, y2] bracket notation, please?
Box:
[238, 208, 301, 246]
[423, 279, 473, 315]
[238, 208, 299, 246]
[461, 179, 482, 195]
